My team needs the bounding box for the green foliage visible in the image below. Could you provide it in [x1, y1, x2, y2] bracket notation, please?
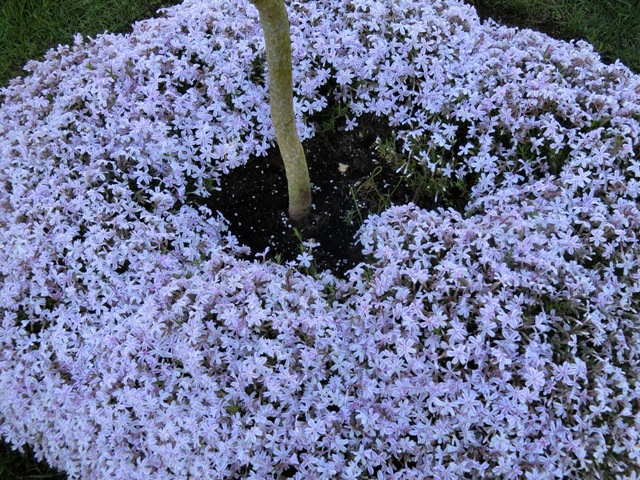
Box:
[318, 101, 351, 133]
[292, 226, 319, 277]
[345, 133, 473, 228]
[225, 403, 242, 415]
[376, 135, 468, 208]
[343, 164, 404, 226]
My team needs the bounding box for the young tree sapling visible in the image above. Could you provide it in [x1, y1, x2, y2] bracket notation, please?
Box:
[249, 0, 312, 221]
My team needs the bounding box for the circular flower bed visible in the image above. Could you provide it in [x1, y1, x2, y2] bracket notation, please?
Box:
[1, 0, 639, 478]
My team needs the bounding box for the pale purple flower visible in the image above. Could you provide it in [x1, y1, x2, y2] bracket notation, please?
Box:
[2, 0, 640, 477]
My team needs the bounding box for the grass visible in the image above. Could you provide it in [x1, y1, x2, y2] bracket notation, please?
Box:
[0, 0, 639, 477]
[0, 0, 184, 88]
[469, 0, 640, 72]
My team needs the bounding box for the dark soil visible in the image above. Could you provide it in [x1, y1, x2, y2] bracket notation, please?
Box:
[207, 112, 412, 277]
[0, 443, 67, 480]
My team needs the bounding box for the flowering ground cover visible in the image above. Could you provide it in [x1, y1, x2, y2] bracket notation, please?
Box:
[1, 0, 640, 478]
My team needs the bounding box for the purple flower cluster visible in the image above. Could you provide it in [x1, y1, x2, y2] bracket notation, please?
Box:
[1, 0, 639, 478]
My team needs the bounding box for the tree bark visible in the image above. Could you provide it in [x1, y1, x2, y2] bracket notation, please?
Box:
[249, 0, 311, 221]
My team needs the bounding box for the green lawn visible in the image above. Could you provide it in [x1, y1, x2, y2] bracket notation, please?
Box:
[470, 0, 640, 72]
[0, 0, 184, 88]
[0, 0, 639, 478]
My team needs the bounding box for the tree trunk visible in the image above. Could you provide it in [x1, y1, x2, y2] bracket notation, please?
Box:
[249, 0, 311, 221]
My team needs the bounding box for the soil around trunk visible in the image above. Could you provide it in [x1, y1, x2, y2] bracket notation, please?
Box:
[206, 113, 404, 276]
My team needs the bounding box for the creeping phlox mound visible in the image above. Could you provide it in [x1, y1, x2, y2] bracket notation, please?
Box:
[1, 0, 640, 478]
